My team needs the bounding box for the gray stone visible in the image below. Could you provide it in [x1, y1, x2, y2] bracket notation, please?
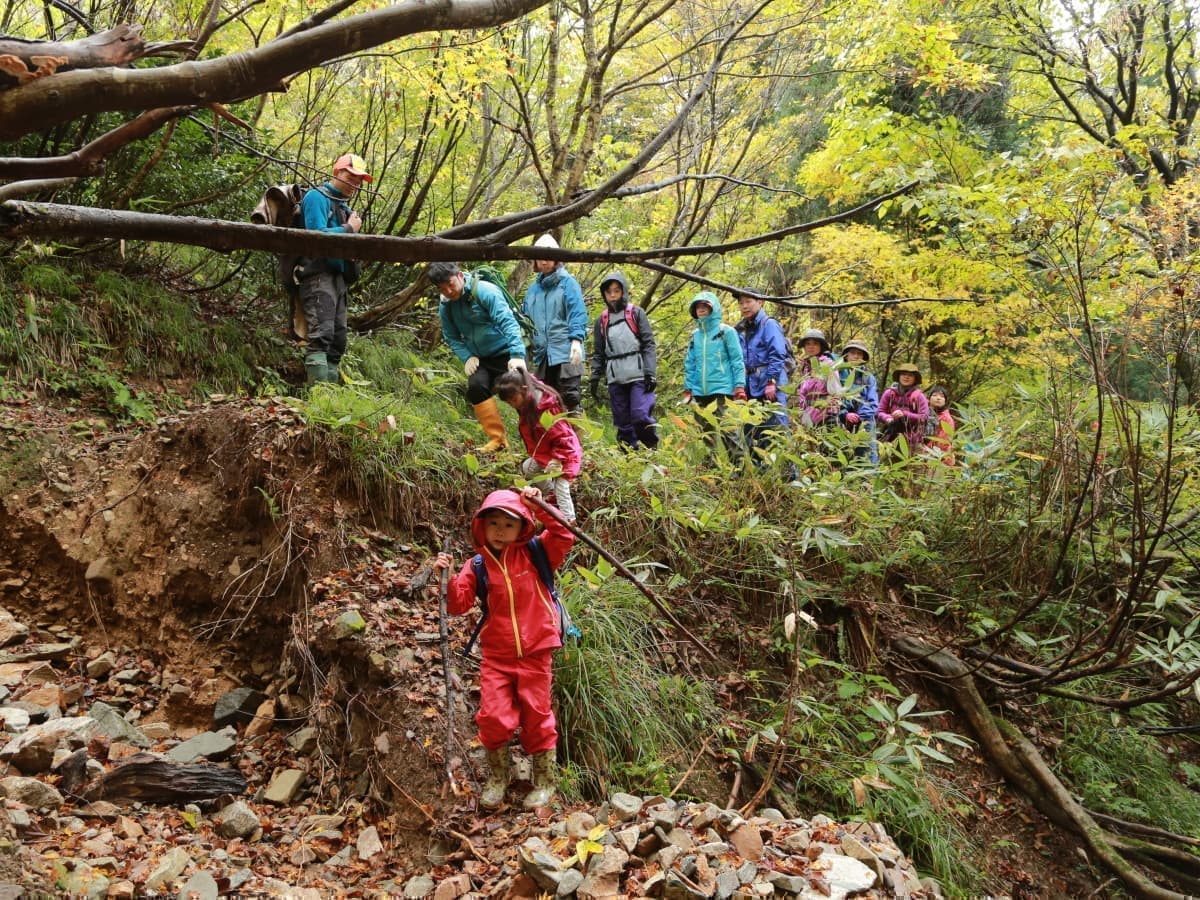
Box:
[287, 727, 318, 754]
[756, 807, 785, 824]
[263, 768, 306, 803]
[0, 713, 90, 773]
[780, 827, 813, 853]
[357, 824, 383, 860]
[688, 802, 722, 831]
[766, 870, 809, 894]
[84, 557, 114, 584]
[565, 810, 597, 838]
[715, 868, 741, 899]
[0, 640, 77, 664]
[735, 860, 758, 883]
[556, 868, 584, 897]
[0, 609, 29, 648]
[577, 844, 627, 898]
[59, 862, 110, 900]
[820, 854, 876, 896]
[334, 610, 367, 638]
[0, 775, 62, 809]
[146, 846, 190, 890]
[85, 651, 117, 679]
[87, 701, 150, 747]
[609, 791, 643, 822]
[166, 726, 237, 763]
[648, 801, 681, 831]
[213, 687, 268, 729]
[214, 801, 259, 839]
[176, 870, 219, 900]
[519, 850, 564, 892]
[402, 874, 435, 898]
[0, 707, 30, 733]
[615, 824, 640, 853]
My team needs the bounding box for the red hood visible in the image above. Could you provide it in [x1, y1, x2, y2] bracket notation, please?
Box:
[470, 489, 536, 550]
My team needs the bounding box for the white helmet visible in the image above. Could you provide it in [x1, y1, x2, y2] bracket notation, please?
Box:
[534, 233, 559, 249]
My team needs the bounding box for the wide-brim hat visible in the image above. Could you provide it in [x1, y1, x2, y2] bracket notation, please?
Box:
[841, 339, 870, 361]
[800, 328, 830, 353]
[892, 363, 922, 384]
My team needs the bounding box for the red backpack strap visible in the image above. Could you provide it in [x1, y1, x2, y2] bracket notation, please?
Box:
[624, 306, 639, 335]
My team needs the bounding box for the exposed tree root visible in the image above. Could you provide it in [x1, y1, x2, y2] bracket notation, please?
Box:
[892, 636, 1192, 900]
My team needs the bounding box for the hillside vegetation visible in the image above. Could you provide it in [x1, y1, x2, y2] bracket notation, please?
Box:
[2, 253, 1199, 897]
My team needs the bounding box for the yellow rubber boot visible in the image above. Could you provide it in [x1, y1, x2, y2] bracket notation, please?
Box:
[523, 750, 557, 809]
[473, 398, 509, 453]
[479, 747, 510, 810]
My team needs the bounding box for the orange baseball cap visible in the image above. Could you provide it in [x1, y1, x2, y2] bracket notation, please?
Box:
[333, 153, 373, 182]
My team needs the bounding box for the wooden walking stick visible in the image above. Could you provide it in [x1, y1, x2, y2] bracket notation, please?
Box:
[528, 496, 718, 662]
[436, 537, 460, 792]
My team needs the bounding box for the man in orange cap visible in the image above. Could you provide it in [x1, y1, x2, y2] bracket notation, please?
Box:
[297, 152, 373, 384]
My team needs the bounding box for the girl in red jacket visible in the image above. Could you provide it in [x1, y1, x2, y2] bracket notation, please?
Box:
[495, 369, 583, 522]
[433, 486, 575, 811]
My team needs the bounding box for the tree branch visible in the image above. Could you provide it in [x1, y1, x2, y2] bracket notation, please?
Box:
[0, 0, 551, 138]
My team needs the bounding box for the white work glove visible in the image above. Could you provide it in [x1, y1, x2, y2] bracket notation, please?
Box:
[569, 340, 583, 365]
[464, 356, 479, 376]
[508, 357, 527, 372]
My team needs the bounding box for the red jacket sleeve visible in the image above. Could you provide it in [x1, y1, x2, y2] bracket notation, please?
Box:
[446, 559, 480, 616]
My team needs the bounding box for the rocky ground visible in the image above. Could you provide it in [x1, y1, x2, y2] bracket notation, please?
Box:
[0, 393, 1100, 898]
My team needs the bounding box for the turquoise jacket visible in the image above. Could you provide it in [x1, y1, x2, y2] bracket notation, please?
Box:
[683, 292, 745, 397]
[439, 273, 527, 362]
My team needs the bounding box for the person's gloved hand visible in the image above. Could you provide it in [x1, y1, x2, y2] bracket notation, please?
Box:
[844, 412, 861, 426]
[763, 383, 777, 402]
[569, 340, 583, 365]
[590, 378, 601, 402]
[644, 374, 657, 393]
[508, 357, 527, 372]
[733, 387, 748, 402]
[464, 356, 480, 376]
[683, 390, 693, 404]
[545, 459, 564, 477]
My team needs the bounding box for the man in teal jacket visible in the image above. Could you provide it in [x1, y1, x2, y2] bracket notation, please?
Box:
[430, 262, 529, 452]
[298, 152, 371, 384]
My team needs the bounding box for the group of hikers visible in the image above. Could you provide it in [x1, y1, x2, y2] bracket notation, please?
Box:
[287, 153, 959, 813]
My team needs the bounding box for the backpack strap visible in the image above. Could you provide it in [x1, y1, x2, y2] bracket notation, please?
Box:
[463, 538, 577, 655]
[464, 553, 489, 655]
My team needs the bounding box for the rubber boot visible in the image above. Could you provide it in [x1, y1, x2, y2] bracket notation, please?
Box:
[473, 398, 509, 453]
[479, 747, 510, 810]
[325, 361, 341, 384]
[304, 350, 329, 385]
[523, 749, 557, 809]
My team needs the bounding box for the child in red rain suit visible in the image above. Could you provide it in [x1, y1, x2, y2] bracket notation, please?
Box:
[433, 486, 574, 811]
[494, 369, 583, 522]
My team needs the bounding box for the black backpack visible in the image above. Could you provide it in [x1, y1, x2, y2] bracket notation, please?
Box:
[464, 536, 579, 655]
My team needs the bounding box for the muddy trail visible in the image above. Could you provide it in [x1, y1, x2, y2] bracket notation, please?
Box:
[0, 395, 955, 898]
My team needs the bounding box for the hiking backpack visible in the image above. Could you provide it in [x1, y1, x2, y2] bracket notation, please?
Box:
[251, 183, 360, 340]
[781, 333, 798, 378]
[464, 536, 580, 655]
[600, 305, 640, 337]
[470, 264, 536, 339]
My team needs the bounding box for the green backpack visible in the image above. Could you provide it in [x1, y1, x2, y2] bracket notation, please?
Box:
[471, 264, 535, 339]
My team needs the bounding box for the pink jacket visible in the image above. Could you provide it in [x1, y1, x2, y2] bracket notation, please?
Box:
[518, 389, 583, 479]
[448, 490, 575, 660]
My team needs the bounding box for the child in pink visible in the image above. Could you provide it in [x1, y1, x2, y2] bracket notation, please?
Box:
[495, 369, 583, 521]
[433, 486, 574, 811]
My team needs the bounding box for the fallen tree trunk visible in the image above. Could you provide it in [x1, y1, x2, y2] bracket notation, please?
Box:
[891, 635, 1190, 900]
[80, 752, 247, 804]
